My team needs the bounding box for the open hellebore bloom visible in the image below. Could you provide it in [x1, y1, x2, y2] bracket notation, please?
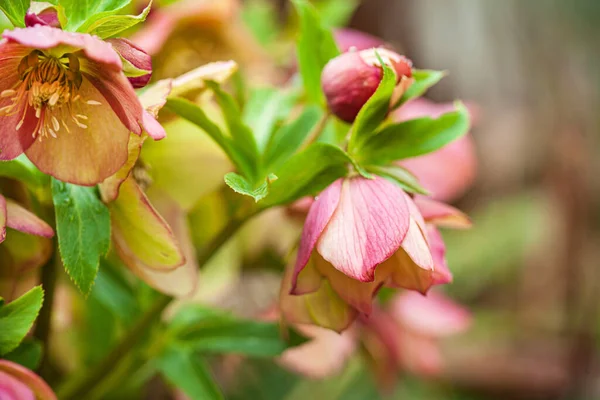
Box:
[283, 176, 437, 332]
[0, 25, 162, 185]
[321, 48, 413, 123]
[0, 359, 57, 400]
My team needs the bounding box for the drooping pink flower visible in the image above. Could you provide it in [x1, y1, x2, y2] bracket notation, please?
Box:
[283, 176, 437, 331]
[394, 99, 478, 202]
[0, 360, 56, 400]
[0, 25, 164, 185]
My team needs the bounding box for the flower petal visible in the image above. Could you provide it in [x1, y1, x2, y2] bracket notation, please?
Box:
[107, 38, 152, 89]
[0, 194, 6, 243]
[3, 26, 121, 69]
[99, 133, 145, 203]
[415, 197, 472, 229]
[291, 179, 342, 291]
[5, 198, 54, 238]
[281, 261, 356, 333]
[0, 360, 57, 400]
[428, 226, 453, 285]
[317, 177, 409, 282]
[25, 78, 130, 185]
[0, 369, 35, 400]
[0, 43, 37, 160]
[127, 189, 199, 297]
[111, 177, 185, 271]
[400, 196, 435, 271]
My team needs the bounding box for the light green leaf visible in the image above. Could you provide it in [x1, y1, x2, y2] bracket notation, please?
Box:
[348, 58, 397, 154]
[0, 286, 44, 355]
[165, 97, 257, 183]
[169, 306, 308, 357]
[368, 165, 430, 195]
[293, 0, 340, 104]
[240, 0, 279, 46]
[57, 0, 131, 31]
[52, 179, 110, 295]
[81, 1, 152, 38]
[157, 347, 224, 400]
[356, 102, 470, 165]
[0, 155, 48, 189]
[316, 0, 360, 27]
[224, 172, 272, 202]
[264, 105, 323, 171]
[0, 0, 27, 27]
[394, 69, 446, 109]
[3, 339, 43, 370]
[263, 143, 351, 207]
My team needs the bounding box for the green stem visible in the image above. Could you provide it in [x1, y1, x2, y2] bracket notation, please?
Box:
[299, 112, 330, 151]
[56, 212, 257, 400]
[33, 247, 58, 379]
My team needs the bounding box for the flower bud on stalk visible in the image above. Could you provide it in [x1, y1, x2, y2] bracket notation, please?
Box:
[321, 48, 413, 123]
[107, 38, 153, 89]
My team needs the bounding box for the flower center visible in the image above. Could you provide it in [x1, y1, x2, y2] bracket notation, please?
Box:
[0, 50, 99, 140]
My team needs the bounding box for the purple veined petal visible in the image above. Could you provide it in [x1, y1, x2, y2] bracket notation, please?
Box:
[316, 177, 410, 282]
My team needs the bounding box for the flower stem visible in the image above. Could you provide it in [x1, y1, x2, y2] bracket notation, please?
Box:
[299, 112, 330, 151]
[56, 211, 258, 400]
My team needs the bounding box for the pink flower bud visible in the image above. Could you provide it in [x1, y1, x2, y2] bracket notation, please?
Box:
[24, 4, 60, 28]
[107, 38, 153, 89]
[321, 48, 413, 123]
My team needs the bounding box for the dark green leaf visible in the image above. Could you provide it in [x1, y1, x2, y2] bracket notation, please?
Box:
[356, 102, 470, 165]
[80, 1, 152, 38]
[263, 143, 350, 207]
[81, 295, 118, 365]
[3, 339, 43, 370]
[170, 306, 308, 357]
[243, 87, 298, 153]
[58, 0, 131, 31]
[52, 179, 110, 295]
[0, 0, 27, 27]
[368, 165, 430, 195]
[224, 172, 271, 202]
[91, 260, 139, 322]
[293, 0, 340, 104]
[157, 347, 224, 400]
[264, 105, 323, 170]
[0, 155, 48, 189]
[165, 97, 257, 182]
[0, 286, 44, 355]
[348, 59, 397, 154]
[393, 69, 446, 109]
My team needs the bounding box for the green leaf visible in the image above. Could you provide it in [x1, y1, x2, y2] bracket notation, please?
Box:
[52, 179, 110, 295]
[241, 0, 280, 46]
[368, 165, 430, 195]
[316, 0, 360, 27]
[58, 0, 131, 31]
[0, 0, 27, 27]
[356, 102, 470, 166]
[3, 339, 43, 370]
[0, 286, 44, 355]
[81, 0, 152, 39]
[263, 143, 351, 207]
[0, 155, 48, 189]
[348, 58, 397, 154]
[224, 172, 272, 202]
[157, 347, 224, 400]
[394, 69, 446, 109]
[91, 260, 140, 322]
[293, 0, 340, 104]
[264, 105, 323, 171]
[169, 306, 308, 357]
[165, 97, 257, 182]
[243, 87, 298, 153]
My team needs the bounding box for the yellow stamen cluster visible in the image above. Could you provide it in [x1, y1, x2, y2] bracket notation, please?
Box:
[0, 50, 99, 141]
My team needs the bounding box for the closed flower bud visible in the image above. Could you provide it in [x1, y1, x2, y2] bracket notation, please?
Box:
[107, 38, 153, 89]
[321, 48, 413, 123]
[24, 3, 60, 28]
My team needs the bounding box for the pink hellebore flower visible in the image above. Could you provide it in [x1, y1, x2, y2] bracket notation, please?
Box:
[0, 359, 56, 400]
[0, 26, 164, 185]
[394, 99, 478, 202]
[284, 176, 437, 332]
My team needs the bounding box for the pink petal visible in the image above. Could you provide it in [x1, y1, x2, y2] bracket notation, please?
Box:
[427, 226, 453, 286]
[415, 197, 472, 229]
[317, 177, 410, 282]
[398, 333, 443, 377]
[401, 195, 434, 270]
[334, 28, 386, 52]
[0, 370, 35, 400]
[142, 110, 166, 140]
[107, 38, 152, 89]
[291, 179, 342, 292]
[0, 194, 6, 242]
[0, 360, 56, 400]
[5, 199, 54, 238]
[390, 291, 472, 338]
[81, 59, 144, 135]
[3, 26, 121, 70]
[25, 78, 130, 185]
[0, 43, 37, 160]
[293, 253, 324, 295]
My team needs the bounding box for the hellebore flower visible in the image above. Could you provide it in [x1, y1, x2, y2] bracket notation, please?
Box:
[283, 176, 436, 332]
[321, 48, 413, 123]
[0, 359, 56, 400]
[0, 25, 163, 185]
[394, 99, 478, 202]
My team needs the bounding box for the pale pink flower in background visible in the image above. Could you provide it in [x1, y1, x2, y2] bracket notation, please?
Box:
[0, 360, 56, 400]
